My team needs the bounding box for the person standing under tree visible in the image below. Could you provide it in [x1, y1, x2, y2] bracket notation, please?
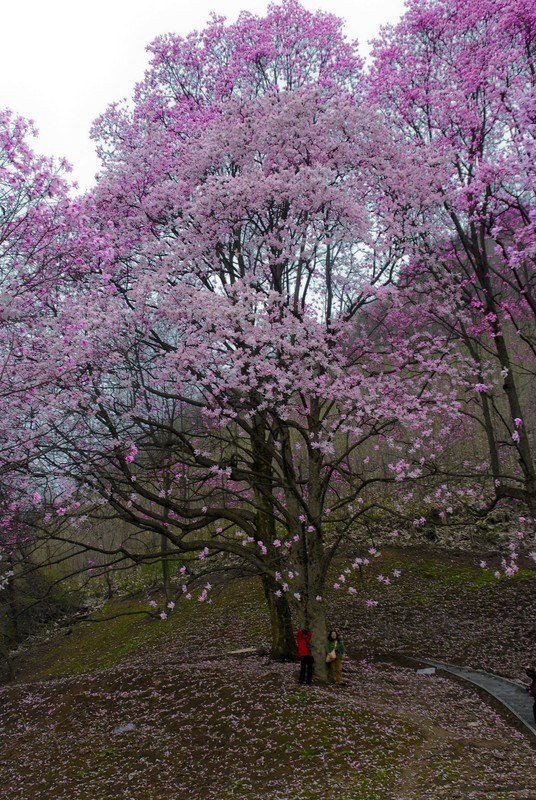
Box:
[326, 630, 346, 685]
[296, 628, 314, 685]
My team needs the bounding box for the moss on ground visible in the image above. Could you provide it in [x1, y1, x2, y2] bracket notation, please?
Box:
[3, 548, 536, 800]
[402, 556, 534, 588]
[15, 550, 536, 682]
[20, 577, 269, 679]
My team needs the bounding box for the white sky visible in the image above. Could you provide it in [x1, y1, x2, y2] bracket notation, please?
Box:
[1, 0, 405, 191]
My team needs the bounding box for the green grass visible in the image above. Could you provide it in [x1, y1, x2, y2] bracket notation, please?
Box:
[7, 547, 536, 800]
[16, 550, 536, 681]
[22, 577, 269, 679]
[406, 557, 534, 589]
[31, 603, 175, 677]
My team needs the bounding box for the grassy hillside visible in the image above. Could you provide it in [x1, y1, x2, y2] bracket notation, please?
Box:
[1, 549, 535, 800]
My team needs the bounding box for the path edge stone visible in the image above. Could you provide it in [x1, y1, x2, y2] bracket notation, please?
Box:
[418, 657, 536, 741]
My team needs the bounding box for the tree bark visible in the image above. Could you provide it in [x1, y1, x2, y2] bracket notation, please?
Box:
[261, 575, 296, 659]
[301, 398, 329, 681]
[305, 594, 328, 682]
[250, 414, 297, 658]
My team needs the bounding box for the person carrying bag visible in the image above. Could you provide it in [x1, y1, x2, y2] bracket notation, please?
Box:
[325, 629, 346, 685]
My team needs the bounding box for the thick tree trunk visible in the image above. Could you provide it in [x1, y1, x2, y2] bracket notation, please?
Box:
[261, 575, 296, 659]
[307, 400, 329, 682]
[276, 403, 331, 681]
[305, 595, 328, 682]
[301, 533, 329, 682]
[250, 414, 298, 658]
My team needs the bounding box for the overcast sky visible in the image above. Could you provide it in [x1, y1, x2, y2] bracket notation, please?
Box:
[1, 0, 405, 190]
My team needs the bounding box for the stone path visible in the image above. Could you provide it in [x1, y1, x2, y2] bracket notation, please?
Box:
[420, 658, 536, 737]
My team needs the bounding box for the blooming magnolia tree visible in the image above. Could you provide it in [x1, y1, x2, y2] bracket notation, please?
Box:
[3, 0, 533, 681]
[15, 1, 475, 678]
[369, 0, 536, 513]
[0, 110, 85, 635]
[0, 110, 78, 556]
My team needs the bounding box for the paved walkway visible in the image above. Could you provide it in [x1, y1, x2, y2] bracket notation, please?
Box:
[420, 658, 536, 737]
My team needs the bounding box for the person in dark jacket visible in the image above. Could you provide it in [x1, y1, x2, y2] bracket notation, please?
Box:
[296, 628, 314, 685]
[525, 662, 536, 724]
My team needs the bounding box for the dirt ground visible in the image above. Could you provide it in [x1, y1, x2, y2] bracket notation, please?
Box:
[1, 547, 535, 800]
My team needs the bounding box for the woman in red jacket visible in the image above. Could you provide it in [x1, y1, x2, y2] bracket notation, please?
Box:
[296, 628, 314, 685]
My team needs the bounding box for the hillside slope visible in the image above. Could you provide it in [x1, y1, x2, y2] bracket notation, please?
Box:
[1, 549, 535, 800]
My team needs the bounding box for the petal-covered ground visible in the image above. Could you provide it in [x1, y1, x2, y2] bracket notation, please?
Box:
[329, 549, 536, 679]
[1, 654, 535, 800]
[1, 549, 535, 799]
